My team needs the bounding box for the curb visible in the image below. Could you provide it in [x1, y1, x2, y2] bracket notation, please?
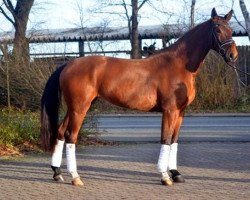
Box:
[95, 113, 250, 118]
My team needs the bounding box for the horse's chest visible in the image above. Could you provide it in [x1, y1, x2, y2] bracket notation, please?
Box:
[187, 85, 196, 105]
[185, 74, 196, 105]
[174, 80, 196, 109]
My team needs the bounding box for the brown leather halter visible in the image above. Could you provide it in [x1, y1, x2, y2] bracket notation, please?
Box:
[212, 22, 250, 76]
[212, 22, 236, 62]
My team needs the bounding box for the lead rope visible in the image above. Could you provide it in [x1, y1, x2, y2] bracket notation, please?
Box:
[227, 62, 250, 76]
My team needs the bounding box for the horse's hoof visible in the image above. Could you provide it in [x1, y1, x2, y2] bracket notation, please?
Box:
[53, 174, 64, 182]
[173, 175, 185, 183]
[169, 170, 185, 183]
[161, 179, 173, 186]
[72, 177, 84, 186]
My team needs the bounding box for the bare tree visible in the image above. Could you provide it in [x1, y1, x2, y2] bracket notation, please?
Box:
[130, 0, 148, 58]
[110, 0, 149, 58]
[0, 0, 34, 64]
[239, 0, 250, 40]
[92, 0, 149, 59]
[73, 0, 116, 56]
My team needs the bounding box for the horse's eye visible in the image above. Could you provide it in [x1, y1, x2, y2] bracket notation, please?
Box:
[216, 28, 221, 34]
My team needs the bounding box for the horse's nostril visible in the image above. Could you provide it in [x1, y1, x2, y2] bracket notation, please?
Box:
[229, 53, 235, 62]
[230, 53, 238, 62]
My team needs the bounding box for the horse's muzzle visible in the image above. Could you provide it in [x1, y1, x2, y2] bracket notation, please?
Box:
[223, 44, 238, 66]
[225, 51, 238, 66]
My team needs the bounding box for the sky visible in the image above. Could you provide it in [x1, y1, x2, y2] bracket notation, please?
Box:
[0, 0, 249, 30]
[0, 0, 249, 56]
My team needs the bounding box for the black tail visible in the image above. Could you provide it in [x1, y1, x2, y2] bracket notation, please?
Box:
[40, 64, 67, 152]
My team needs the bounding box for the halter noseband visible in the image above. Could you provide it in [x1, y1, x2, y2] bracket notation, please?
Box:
[212, 23, 235, 60]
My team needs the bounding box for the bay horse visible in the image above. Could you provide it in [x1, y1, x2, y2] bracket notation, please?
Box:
[41, 8, 238, 186]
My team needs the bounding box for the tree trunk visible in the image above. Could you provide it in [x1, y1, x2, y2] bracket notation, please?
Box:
[239, 0, 250, 41]
[12, 0, 34, 65]
[13, 24, 30, 65]
[190, 0, 196, 29]
[131, 0, 141, 59]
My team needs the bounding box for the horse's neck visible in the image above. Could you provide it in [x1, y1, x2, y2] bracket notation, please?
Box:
[176, 21, 212, 73]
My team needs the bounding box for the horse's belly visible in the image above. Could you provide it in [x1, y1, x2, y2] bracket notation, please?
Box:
[126, 93, 157, 111]
[102, 89, 157, 111]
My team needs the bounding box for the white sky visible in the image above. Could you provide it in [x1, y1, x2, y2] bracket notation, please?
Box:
[0, 0, 249, 30]
[39, 0, 249, 28]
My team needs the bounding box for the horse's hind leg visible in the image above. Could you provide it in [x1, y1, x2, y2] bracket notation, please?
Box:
[51, 113, 69, 182]
[65, 102, 92, 186]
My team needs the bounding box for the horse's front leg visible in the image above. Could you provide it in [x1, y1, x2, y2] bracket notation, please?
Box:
[157, 109, 184, 186]
[168, 111, 185, 183]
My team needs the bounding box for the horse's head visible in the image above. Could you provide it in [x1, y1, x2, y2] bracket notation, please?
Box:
[211, 8, 238, 66]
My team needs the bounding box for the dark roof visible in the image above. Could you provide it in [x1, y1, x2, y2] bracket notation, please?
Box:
[0, 22, 247, 43]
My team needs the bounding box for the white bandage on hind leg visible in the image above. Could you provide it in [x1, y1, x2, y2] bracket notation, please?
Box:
[168, 143, 178, 170]
[66, 143, 79, 179]
[157, 144, 171, 173]
[51, 139, 65, 167]
[161, 171, 171, 181]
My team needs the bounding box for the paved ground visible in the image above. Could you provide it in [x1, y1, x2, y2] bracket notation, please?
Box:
[0, 142, 250, 200]
[0, 114, 250, 200]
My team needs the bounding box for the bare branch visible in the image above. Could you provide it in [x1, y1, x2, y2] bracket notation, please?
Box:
[239, 0, 250, 40]
[3, 0, 15, 17]
[3, 0, 15, 12]
[0, 4, 15, 25]
[233, 13, 247, 32]
[121, 0, 131, 22]
[147, 1, 175, 16]
[138, 0, 148, 10]
[92, 11, 125, 15]
[121, 0, 132, 36]
[239, 0, 249, 22]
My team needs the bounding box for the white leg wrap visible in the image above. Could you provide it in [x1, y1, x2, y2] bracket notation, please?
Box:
[51, 139, 64, 167]
[157, 144, 171, 173]
[168, 143, 178, 170]
[66, 143, 79, 179]
[161, 171, 171, 181]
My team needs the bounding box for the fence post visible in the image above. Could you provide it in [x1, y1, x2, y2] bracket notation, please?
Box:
[79, 39, 85, 57]
[237, 45, 250, 86]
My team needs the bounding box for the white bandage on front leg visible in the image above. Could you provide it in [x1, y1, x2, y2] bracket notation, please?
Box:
[157, 144, 171, 173]
[66, 143, 79, 179]
[168, 143, 178, 170]
[51, 139, 65, 167]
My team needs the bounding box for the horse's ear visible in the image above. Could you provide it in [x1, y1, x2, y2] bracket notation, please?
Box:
[224, 10, 233, 21]
[211, 8, 218, 18]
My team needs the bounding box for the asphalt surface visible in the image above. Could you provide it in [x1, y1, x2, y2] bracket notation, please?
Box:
[96, 114, 250, 143]
[0, 114, 250, 200]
